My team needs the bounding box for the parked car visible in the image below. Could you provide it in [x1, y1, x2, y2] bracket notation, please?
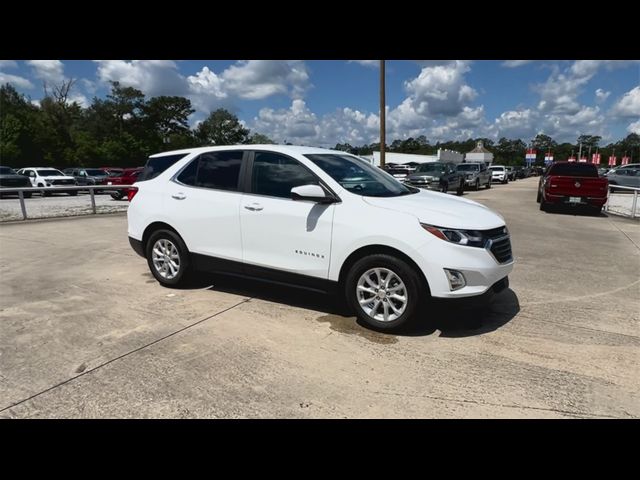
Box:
[456, 162, 492, 190]
[505, 166, 517, 181]
[606, 166, 640, 191]
[127, 146, 514, 331]
[384, 164, 414, 180]
[405, 162, 465, 195]
[597, 168, 609, 177]
[514, 166, 529, 179]
[489, 165, 509, 184]
[0, 166, 32, 198]
[16, 167, 78, 196]
[537, 162, 609, 212]
[102, 167, 144, 200]
[64, 167, 109, 190]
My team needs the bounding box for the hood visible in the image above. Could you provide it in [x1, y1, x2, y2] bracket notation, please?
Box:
[362, 190, 505, 230]
[408, 173, 439, 180]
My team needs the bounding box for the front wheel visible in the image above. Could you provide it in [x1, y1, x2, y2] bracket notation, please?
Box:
[474, 179, 480, 191]
[146, 229, 191, 287]
[345, 254, 423, 331]
[441, 183, 448, 193]
[485, 179, 491, 189]
[456, 182, 464, 196]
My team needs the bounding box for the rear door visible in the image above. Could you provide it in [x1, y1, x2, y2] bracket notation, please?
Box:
[239, 150, 334, 280]
[164, 150, 246, 263]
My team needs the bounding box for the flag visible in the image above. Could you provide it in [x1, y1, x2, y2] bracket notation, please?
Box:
[608, 155, 617, 166]
[621, 156, 630, 165]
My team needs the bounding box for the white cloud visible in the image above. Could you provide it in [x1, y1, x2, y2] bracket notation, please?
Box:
[220, 60, 310, 100]
[349, 60, 379, 68]
[627, 120, 640, 134]
[68, 92, 89, 108]
[502, 60, 533, 68]
[595, 88, 611, 103]
[25, 60, 65, 84]
[610, 86, 640, 118]
[0, 72, 34, 89]
[0, 60, 18, 69]
[95, 60, 187, 97]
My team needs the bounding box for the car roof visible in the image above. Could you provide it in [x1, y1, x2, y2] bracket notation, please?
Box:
[148, 144, 352, 158]
[22, 167, 64, 171]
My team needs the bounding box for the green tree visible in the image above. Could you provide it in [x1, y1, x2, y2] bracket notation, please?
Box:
[194, 109, 250, 146]
[248, 132, 275, 144]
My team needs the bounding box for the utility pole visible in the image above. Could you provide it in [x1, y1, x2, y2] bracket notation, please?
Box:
[380, 60, 386, 169]
[578, 142, 582, 161]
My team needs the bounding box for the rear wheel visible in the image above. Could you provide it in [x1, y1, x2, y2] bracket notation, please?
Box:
[69, 191, 78, 196]
[146, 229, 191, 287]
[111, 191, 124, 200]
[345, 254, 423, 331]
[536, 190, 542, 203]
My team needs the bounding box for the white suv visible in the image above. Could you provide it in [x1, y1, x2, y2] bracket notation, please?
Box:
[17, 167, 78, 196]
[489, 165, 509, 184]
[128, 145, 514, 330]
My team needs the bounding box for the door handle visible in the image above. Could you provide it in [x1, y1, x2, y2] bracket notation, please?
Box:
[244, 203, 263, 211]
[171, 193, 186, 200]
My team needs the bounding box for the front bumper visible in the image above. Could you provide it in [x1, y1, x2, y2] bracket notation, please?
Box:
[412, 236, 515, 298]
[491, 175, 505, 182]
[464, 177, 479, 186]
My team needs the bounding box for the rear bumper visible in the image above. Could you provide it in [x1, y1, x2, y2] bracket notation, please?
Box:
[129, 236, 145, 257]
[545, 192, 607, 207]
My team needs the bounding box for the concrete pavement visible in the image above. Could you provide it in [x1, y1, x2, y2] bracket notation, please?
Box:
[0, 177, 638, 418]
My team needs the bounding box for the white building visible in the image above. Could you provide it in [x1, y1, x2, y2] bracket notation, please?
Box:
[464, 141, 494, 165]
[369, 149, 464, 167]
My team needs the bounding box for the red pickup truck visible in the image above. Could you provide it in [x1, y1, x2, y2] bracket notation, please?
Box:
[101, 167, 143, 200]
[537, 162, 608, 212]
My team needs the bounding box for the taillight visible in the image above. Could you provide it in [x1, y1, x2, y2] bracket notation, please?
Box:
[127, 187, 138, 202]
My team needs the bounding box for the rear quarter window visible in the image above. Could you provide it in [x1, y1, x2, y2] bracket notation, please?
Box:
[139, 153, 189, 181]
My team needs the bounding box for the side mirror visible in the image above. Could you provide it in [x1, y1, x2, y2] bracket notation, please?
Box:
[291, 184, 335, 204]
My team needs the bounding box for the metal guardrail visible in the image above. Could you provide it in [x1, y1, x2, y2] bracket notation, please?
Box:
[0, 185, 135, 220]
[604, 185, 639, 219]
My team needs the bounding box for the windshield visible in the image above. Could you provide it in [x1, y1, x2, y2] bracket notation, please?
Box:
[85, 169, 107, 176]
[416, 163, 446, 174]
[457, 164, 479, 171]
[489, 166, 504, 171]
[304, 154, 416, 197]
[0, 167, 16, 175]
[37, 169, 64, 176]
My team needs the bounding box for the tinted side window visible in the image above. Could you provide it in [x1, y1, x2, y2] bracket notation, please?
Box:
[176, 158, 198, 186]
[140, 153, 189, 181]
[252, 152, 318, 199]
[197, 151, 243, 191]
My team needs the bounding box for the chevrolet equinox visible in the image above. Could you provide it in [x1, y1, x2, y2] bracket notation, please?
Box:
[128, 145, 514, 330]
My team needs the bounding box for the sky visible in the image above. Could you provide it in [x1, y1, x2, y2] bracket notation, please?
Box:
[1, 60, 638, 147]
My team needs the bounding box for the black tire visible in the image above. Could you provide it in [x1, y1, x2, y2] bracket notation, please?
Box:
[111, 191, 124, 200]
[441, 183, 448, 193]
[43, 191, 52, 197]
[69, 191, 78, 196]
[536, 190, 542, 203]
[539, 199, 547, 211]
[474, 179, 480, 191]
[502, 178, 508, 184]
[146, 229, 191, 288]
[345, 254, 423, 331]
[456, 181, 464, 196]
[23, 192, 32, 199]
[485, 179, 491, 189]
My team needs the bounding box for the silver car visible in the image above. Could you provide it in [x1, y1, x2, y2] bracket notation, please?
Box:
[607, 166, 640, 191]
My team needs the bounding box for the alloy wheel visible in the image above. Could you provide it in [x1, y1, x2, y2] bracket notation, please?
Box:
[356, 268, 408, 322]
[151, 239, 181, 280]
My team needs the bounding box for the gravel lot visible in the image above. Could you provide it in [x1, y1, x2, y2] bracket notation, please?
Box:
[0, 192, 128, 221]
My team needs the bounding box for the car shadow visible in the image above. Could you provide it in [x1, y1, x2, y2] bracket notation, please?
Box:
[173, 271, 519, 339]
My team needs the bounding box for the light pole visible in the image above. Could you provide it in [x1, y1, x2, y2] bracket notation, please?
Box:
[380, 59, 386, 169]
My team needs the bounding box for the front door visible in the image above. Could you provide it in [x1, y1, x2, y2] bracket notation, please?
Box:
[240, 151, 334, 280]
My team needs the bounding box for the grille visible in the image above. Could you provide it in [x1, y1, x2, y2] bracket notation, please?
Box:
[482, 226, 512, 263]
[51, 179, 74, 185]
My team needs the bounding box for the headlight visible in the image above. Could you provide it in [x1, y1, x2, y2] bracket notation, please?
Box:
[421, 223, 485, 247]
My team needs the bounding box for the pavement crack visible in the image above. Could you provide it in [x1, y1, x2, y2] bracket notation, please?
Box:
[606, 217, 640, 251]
[371, 390, 632, 419]
[0, 297, 252, 414]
